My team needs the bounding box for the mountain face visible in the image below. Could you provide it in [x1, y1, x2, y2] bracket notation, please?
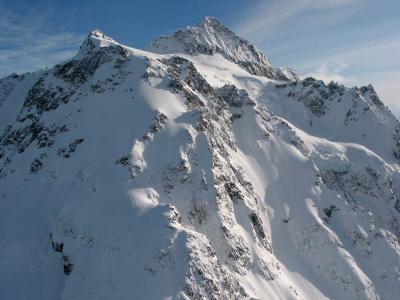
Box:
[1, 17, 399, 300]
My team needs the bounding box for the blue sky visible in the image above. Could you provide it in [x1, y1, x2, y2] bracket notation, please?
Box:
[1, 0, 399, 112]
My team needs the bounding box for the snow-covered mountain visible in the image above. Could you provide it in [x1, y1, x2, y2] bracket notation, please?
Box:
[1, 17, 399, 300]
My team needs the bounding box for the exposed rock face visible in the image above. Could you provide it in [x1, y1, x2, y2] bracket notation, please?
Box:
[1, 18, 400, 300]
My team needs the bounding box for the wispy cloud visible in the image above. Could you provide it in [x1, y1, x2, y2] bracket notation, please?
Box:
[303, 62, 354, 85]
[293, 38, 400, 73]
[235, 0, 361, 43]
[0, 6, 84, 77]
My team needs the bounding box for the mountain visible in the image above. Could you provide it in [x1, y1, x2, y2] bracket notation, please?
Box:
[1, 17, 400, 300]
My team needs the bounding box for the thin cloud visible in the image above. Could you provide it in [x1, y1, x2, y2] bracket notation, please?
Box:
[303, 63, 354, 85]
[235, 0, 361, 43]
[0, 7, 84, 77]
[294, 38, 400, 74]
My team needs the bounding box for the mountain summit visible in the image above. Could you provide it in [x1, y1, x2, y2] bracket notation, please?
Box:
[76, 29, 121, 58]
[1, 17, 400, 300]
[148, 17, 298, 81]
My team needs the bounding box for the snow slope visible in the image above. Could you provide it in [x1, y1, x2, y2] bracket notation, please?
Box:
[0, 17, 399, 300]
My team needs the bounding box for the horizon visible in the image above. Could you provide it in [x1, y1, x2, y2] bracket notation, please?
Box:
[1, 0, 399, 114]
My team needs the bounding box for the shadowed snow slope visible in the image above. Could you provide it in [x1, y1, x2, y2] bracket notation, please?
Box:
[1, 17, 400, 300]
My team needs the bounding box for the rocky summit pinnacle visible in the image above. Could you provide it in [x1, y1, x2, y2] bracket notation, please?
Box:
[148, 16, 298, 81]
[1, 16, 399, 300]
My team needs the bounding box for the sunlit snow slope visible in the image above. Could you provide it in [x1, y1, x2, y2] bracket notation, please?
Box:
[1, 17, 400, 300]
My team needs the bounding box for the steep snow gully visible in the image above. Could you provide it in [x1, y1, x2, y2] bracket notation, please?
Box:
[1, 17, 400, 300]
